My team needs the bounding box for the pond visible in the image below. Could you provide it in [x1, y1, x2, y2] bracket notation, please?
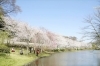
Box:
[26, 50, 100, 66]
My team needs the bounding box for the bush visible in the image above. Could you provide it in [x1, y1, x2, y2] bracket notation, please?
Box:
[0, 44, 10, 53]
[60, 49, 65, 51]
[0, 53, 6, 56]
[53, 49, 58, 52]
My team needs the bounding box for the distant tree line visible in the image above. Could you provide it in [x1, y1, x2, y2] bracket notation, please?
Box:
[63, 36, 77, 41]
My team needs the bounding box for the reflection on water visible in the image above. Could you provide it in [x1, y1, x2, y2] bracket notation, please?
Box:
[27, 50, 100, 66]
[35, 60, 39, 66]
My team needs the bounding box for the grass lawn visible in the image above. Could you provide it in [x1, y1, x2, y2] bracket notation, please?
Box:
[0, 49, 37, 66]
[0, 49, 51, 66]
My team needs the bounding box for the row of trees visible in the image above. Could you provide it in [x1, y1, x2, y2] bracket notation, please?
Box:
[2, 17, 91, 50]
[0, 0, 21, 53]
[0, 0, 21, 44]
[0, 0, 92, 51]
[0, 0, 21, 43]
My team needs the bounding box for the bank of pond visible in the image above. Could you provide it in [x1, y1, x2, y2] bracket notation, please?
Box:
[26, 50, 100, 66]
[0, 44, 99, 66]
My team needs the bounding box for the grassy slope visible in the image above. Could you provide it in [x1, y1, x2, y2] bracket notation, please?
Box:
[0, 54, 37, 66]
[0, 49, 51, 66]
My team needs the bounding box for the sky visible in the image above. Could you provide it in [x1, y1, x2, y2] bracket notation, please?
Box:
[12, 0, 99, 41]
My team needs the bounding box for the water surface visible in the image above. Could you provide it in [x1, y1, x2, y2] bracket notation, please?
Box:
[27, 50, 100, 66]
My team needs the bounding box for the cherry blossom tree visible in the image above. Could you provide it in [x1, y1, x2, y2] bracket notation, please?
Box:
[2, 17, 91, 50]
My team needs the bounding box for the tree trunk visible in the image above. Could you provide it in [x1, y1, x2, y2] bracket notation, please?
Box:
[26, 41, 29, 54]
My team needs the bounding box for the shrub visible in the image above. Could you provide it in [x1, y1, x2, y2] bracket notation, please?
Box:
[53, 49, 58, 52]
[0, 53, 6, 56]
[0, 44, 10, 53]
[60, 49, 65, 51]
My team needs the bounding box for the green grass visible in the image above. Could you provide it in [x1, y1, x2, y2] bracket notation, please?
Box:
[0, 49, 51, 66]
[39, 52, 50, 58]
[1, 48, 90, 66]
[0, 49, 38, 66]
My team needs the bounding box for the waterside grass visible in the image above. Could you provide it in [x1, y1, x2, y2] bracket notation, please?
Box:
[0, 49, 51, 66]
[0, 48, 92, 66]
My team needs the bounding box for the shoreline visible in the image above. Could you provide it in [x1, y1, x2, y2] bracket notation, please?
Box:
[24, 49, 94, 66]
[0, 49, 94, 66]
[24, 52, 53, 66]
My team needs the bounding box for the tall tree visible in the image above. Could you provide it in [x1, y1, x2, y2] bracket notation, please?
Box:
[0, 0, 21, 16]
[82, 9, 100, 46]
[0, 0, 21, 29]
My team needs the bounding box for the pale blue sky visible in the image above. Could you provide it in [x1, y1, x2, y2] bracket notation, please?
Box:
[12, 0, 99, 40]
